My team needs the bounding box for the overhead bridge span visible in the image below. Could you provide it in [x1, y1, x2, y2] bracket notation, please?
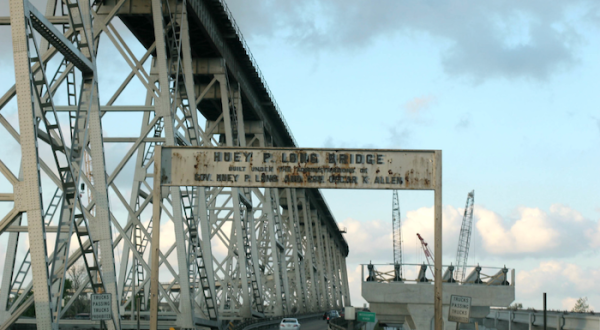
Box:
[0, 0, 349, 329]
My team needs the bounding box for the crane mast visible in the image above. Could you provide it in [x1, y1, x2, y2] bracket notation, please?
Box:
[455, 190, 475, 282]
[392, 190, 403, 277]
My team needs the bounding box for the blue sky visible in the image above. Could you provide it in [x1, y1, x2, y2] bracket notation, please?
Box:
[225, 0, 600, 310]
[0, 0, 599, 315]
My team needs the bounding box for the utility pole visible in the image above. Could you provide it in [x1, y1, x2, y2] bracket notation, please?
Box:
[392, 191, 403, 280]
[543, 293, 547, 330]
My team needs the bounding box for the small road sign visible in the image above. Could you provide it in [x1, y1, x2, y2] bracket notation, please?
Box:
[357, 311, 376, 323]
[345, 306, 356, 321]
[449, 295, 471, 324]
[91, 293, 112, 321]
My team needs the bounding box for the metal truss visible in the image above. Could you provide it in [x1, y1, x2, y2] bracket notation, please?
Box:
[0, 0, 350, 329]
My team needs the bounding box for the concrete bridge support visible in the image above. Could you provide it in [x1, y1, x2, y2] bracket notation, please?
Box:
[362, 266, 515, 330]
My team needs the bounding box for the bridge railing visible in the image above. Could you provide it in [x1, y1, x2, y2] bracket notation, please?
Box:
[361, 263, 514, 286]
[487, 308, 600, 330]
[212, 0, 298, 147]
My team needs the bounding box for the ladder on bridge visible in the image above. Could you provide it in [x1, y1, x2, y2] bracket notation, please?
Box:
[162, 0, 199, 146]
[122, 109, 165, 310]
[44, 188, 63, 225]
[270, 190, 288, 313]
[122, 220, 152, 310]
[239, 194, 264, 314]
[181, 186, 218, 320]
[9, 187, 63, 308]
[25, 2, 112, 323]
[290, 190, 307, 311]
[142, 116, 165, 166]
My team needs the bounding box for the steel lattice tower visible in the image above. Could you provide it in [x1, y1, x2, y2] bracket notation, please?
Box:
[455, 190, 475, 283]
[0, 0, 351, 328]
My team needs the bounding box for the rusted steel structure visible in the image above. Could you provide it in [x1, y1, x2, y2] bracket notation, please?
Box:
[0, 0, 350, 328]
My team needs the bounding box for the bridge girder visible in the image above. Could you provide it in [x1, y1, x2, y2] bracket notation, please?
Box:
[0, 0, 349, 329]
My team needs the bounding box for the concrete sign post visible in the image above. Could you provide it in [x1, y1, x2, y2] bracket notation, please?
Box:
[91, 293, 112, 321]
[151, 146, 443, 330]
[449, 295, 472, 324]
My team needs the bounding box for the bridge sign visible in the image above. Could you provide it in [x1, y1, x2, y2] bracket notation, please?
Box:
[160, 147, 438, 190]
[153, 146, 443, 330]
[91, 293, 112, 321]
[448, 295, 471, 323]
[357, 311, 377, 323]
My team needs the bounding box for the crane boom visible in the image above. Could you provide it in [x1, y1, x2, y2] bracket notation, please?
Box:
[416, 233, 435, 278]
[455, 190, 475, 283]
[392, 191, 403, 276]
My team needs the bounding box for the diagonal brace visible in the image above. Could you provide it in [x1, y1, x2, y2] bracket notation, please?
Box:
[26, 1, 93, 74]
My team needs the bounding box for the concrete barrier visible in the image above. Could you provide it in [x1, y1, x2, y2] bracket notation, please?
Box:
[485, 309, 600, 330]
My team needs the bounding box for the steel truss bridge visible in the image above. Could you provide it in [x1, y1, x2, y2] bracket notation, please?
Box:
[0, 0, 350, 328]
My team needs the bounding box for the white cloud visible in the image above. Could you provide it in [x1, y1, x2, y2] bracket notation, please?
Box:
[341, 217, 393, 263]
[343, 203, 599, 264]
[585, 220, 600, 248]
[404, 96, 436, 116]
[476, 207, 560, 254]
[476, 204, 597, 257]
[224, 0, 594, 81]
[340, 204, 600, 306]
[517, 261, 600, 310]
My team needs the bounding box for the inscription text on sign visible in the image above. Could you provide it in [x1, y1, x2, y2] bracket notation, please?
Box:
[91, 293, 112, 321]
[160, 147, 437, 190]
[448, 295, 472, 324]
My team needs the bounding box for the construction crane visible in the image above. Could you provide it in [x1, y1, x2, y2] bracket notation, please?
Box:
[416, 233, 435, 278]
[392, 190, 403, 279]
[455, 190, 475, 283]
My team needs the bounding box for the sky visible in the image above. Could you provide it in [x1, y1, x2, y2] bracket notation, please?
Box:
[0, 0, 599, 316]
[222, 0, 600, 311]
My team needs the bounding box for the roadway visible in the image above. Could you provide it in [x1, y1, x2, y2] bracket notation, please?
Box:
[299, 318, 329, 330]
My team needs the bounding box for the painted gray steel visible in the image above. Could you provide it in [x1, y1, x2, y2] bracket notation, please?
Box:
[0, 0, 351, 329]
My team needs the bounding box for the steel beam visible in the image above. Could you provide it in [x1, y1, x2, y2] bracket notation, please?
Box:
[0, 15, 69, 25]
[27, 2, 93, 73]
[312, 211, 329, 309]
[9, 0, 53, 328]
[299, 192, 318, 311]
[340, 254, 351, 307]
[4, 0, 352, 327]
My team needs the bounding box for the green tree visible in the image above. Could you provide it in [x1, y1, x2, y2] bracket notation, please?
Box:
[21, 292, 35, 317]
[572, 297, 590, 313]
[63, 265, 88, 317]
[508, 302, 523, 310]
